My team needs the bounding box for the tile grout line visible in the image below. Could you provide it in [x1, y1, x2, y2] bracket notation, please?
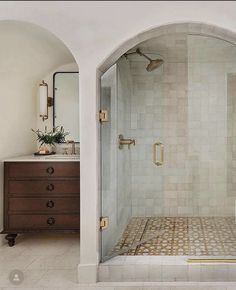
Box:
[134, 218, 150, 255]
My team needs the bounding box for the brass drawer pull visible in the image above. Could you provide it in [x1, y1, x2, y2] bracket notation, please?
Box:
[153, 142, 164, 166]
[46, 167, 54, 175]
[46, 200, 54, 208]
[47, 217, 55, 225]
[46, 184, 54, 191]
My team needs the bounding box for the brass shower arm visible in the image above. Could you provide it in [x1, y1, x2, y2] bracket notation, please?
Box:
[124, 49, 152, 60]
[124, 48, 164, 60]
[136, 48, 152, 61]
[123, 48, 164, 72]
[124, 51, 137, 58]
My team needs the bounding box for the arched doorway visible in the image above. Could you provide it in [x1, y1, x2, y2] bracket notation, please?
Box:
[99, 22, 236, 264]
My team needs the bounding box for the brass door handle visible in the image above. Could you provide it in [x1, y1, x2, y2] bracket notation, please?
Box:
[153, 142, 164, 166]
[119, 134, 135, 149]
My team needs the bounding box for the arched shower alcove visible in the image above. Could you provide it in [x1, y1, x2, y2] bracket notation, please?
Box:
[98, 22, 236, 267]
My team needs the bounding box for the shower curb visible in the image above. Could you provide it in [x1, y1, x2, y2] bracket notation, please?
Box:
[98, 257, 236, 282]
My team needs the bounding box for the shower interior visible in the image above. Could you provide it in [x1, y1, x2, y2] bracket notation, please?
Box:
[100, 32, 236, 261]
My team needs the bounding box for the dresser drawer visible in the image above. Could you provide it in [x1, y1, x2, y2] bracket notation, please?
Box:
[8, 214, 80, 229]
[7, 162, 80, 178]
[9, 197, 80, 212]
[3, 160, 80, 245]
[8, 180, 80, 195]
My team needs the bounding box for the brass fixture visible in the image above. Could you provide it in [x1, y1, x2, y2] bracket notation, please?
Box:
[39, 80, 54, 122]
[153, 142, 164, 166]
[119, 134, 136, 149]
[100, 216, 109, 230]
[99, 109, 108, 122]
[188, 259, 236, 263]
[124, 48, 164, 72]
[67, 140, 76, 155]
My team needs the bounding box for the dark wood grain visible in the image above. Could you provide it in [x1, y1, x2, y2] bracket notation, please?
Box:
[9, 214, 80, 229]
[9, 197, 80, 212]
[2, 161, 80, 246]
[8, 180, 80, 195]
[7, 162, 80, 178]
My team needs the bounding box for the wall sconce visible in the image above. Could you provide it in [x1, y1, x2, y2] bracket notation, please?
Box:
[39, 80, 53, 121]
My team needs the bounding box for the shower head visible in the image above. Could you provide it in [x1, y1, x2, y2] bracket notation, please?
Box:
[146, 59, 164, 72]
[136, 48, 164, 72]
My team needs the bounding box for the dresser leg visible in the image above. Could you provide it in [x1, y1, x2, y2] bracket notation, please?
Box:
[5, 234, 17, 247]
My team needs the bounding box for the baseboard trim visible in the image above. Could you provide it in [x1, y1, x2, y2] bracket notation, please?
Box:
[77, 263, 97, 283]
[0, 234, 5, 246]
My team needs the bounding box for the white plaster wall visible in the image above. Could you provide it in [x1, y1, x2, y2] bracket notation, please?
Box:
[1, 1, 236, 282]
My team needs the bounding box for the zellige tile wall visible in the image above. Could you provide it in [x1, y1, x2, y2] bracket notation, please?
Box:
[121, 33, 236, 217]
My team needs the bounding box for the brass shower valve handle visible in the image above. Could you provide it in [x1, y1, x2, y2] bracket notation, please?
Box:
[118, 134, 136, 149]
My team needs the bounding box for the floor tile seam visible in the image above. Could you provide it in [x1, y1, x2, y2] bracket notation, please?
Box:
[121, 217, 146, 255]
[134, 218, 150, 255]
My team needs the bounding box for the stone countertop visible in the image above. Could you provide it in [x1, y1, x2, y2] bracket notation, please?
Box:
[4, 154, 80, 162]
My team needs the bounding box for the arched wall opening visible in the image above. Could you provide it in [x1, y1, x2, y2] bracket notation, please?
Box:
[98, 22, 236, 73]
[98, 22, 236, 265]
[0, 20, 79, 244]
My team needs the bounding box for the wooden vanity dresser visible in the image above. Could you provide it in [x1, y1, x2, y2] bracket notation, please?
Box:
[1, 157, 80, 246]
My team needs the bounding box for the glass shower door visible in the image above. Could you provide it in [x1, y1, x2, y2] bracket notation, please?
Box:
[100, 59, 144, 262]
[100, 63, 132, 262]
[100, 58, 166, 261]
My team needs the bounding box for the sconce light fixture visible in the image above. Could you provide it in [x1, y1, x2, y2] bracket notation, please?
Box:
[39, 80, 53, 121]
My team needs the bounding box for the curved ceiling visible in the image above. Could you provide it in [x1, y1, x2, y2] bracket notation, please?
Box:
[0, 21, 77, 81]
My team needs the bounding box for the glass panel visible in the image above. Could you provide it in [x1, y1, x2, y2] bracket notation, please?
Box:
[100, 56, 166, 261]
[100, 64, 124, 261]
[187, 34, 236, 257]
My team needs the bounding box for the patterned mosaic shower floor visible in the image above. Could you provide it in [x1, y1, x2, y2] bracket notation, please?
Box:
[112, 217, 236, 256]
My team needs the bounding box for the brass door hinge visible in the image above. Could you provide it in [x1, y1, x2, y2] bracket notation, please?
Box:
[100, 216, 109, 230]
[99, 110, 108, 122]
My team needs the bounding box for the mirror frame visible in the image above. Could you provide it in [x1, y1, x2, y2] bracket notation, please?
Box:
[53, 71, 79, 143]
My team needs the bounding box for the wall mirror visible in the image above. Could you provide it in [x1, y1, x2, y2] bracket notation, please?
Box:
[53, 72, 79, 142]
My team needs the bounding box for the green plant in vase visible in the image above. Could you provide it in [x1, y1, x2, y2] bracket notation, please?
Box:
[53, 126, 69, 144]
[32, 126, 69, 155]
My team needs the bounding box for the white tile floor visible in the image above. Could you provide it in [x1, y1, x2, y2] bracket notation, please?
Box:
[0, 233, 80, 289]
[0, 233, 236, 289]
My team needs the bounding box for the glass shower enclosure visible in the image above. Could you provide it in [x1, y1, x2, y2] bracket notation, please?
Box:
[100, 32, 236, 262]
